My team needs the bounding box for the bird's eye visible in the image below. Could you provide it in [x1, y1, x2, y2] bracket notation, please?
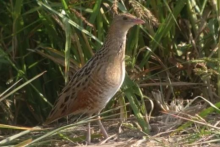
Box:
[123, 17, 128, 20]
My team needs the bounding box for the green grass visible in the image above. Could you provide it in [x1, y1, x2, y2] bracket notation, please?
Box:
[0, 0, 220, 146]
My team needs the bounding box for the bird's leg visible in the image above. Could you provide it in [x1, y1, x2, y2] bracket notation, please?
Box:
[86, 115, 91, 144]
[97, 112, 108, 139]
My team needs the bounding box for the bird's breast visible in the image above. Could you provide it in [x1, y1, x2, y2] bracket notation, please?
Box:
[96, 55, 125, 104]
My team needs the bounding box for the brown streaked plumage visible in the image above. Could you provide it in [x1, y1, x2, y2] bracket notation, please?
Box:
[44, 13, 144, 143]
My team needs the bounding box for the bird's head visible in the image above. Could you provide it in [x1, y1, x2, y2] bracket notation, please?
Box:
[110, 13, 145, 34]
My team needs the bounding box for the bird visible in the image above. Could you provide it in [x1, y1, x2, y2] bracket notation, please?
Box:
[44, 13, 144, 144]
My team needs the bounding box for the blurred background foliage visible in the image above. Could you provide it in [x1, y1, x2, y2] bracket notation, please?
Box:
[0, 0, 220, 141]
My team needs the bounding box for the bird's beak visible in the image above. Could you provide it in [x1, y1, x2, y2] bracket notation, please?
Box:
[133, 18, 145, 24]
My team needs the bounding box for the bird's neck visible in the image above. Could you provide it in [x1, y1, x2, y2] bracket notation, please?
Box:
[103, 26, 128, 55]
[106, 24, 128, 42]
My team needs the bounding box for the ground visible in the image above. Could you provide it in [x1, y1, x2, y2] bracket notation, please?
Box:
[43, 113, 220, 147]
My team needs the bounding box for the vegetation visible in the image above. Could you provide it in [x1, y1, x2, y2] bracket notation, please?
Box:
[0, 0, 220, 146]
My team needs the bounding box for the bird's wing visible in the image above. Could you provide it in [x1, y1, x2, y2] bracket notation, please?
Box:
[44, 56, 100, 125]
